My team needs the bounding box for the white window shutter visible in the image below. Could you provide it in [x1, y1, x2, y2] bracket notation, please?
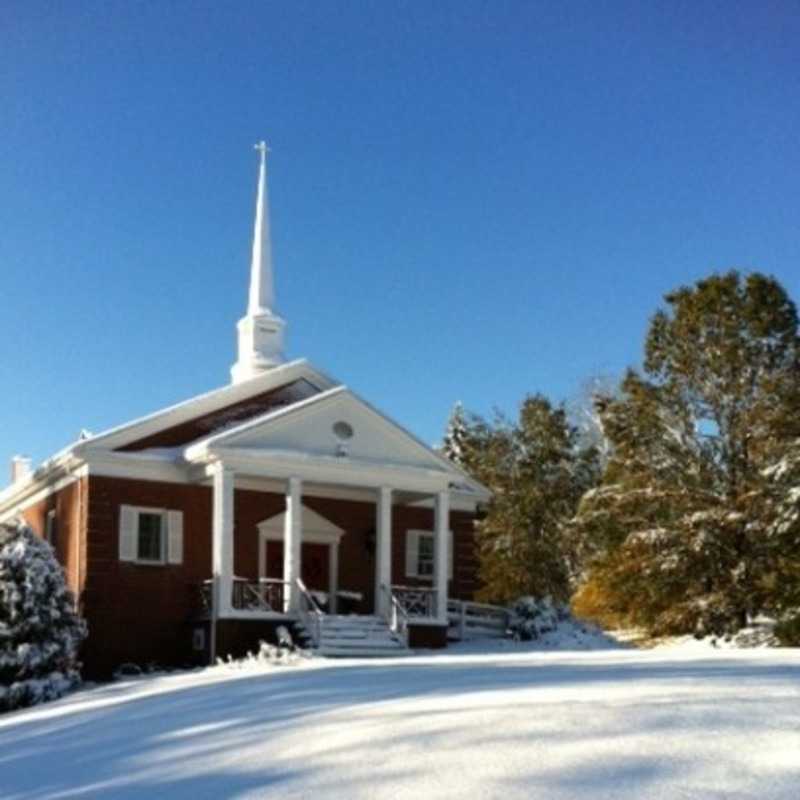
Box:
[448, 529, 454, 581]
[167, 510, 184, 564]
[405, 530, 419, 578]
[119, 505, 137, 562]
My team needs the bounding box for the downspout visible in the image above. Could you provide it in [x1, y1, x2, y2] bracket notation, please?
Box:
[75, 468, 86, 613]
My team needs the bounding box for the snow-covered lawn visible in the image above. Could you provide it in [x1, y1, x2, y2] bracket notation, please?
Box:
[1, 643, 798, 799]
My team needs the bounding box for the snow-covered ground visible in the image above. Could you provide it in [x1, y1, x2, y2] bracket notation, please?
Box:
[1, 642, 798, 799]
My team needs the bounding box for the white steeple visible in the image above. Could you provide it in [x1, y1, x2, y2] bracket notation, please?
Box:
[231, 141, 287, 384]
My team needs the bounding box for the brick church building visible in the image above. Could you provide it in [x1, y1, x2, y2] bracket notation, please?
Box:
[0, 143, 490, 677]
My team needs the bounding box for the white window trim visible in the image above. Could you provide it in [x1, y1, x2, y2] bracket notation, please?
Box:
[406, 529, 454, 581]
[132, 506, 169, 565]
[119, 505, 183, 566]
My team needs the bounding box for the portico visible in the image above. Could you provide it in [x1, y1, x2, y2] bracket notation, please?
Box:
[203, 454, 454, 626]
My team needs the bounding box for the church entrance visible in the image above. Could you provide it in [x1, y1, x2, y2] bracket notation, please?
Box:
[264, 540, 331, 594]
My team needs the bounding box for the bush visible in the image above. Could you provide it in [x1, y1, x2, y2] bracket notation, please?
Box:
[571, 573, 627, 630]
[507, 596, 569, 641]
[0, 519, 86, 712]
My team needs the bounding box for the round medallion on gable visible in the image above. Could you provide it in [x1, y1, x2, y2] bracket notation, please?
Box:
[332, 421, 354, 440]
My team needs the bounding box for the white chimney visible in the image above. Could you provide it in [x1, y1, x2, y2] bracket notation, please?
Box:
[10, 455, 32, 484]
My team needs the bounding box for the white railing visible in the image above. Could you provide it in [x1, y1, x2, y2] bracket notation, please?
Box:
[234, 578, 291, 612]
[296, 577, 325, 647]
[389, 585, 438, 618]
[200, 577, 290, 615]
[447, 599, 509, 640]
[381, 584, 410, 647]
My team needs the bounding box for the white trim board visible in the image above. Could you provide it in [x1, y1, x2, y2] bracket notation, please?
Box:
[0, 467, 87, 523]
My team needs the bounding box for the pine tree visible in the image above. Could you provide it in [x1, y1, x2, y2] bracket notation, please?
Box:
[442, 402, 471, 466]
[0, 519, 86, 711]
[762, 432, 800, 639]
[451, 396, 600, 605]
[571, 271, 800, 636]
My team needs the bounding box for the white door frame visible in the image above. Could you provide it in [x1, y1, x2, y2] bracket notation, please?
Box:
[257, 505, 344, 612]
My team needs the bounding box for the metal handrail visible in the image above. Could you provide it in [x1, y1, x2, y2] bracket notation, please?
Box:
[252, 578, 291, 612]
[296, 577, 325, 647]
[381, 584, 410, 647]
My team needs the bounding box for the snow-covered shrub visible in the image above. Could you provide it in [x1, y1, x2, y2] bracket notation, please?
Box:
[507, 596, 570, 641]
[218, 639, 307, 670]
[0, 519, 86, 712]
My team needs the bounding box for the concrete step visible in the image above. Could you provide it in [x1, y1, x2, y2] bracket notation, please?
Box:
[322, 619, 384, 628]
[320, 629, 394, 640]
[322, 622, 388, 633]
[299, 613, 412, 658]
[320, 635, 404, 648]
[316, 644, 411, 658]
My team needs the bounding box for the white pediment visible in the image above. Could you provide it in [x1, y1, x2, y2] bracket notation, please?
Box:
[208, 389, 452, 473]
[258, 504, 344, 541]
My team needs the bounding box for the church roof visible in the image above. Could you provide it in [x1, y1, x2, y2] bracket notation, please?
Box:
[74, 360, 336, 454]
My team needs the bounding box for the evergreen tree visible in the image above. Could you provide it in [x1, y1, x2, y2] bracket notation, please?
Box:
[442, 402, 472, 467]
[451, 396, 600, 605]
[571, 271, 800, 636]
[762, 434, 800, 636]
[0, 519, 86, 711]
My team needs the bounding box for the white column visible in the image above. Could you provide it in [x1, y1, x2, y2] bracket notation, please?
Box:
[283, 477, 302, 612]
[329, 542, 339, 614]
[374, 487, 392, 616]
[212, 463, 235, 616]
[434, 489, 450, 622]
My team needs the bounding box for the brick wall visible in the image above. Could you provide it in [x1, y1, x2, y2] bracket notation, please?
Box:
[21, 478, 86, 600]
[80, 475, 480, 676]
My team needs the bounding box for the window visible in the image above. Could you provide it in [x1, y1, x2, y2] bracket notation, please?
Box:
[119, 505, 183, 565]
[405, 530, 454, 581]
[417, 534, 435, 577]
[45, 509, 58, 550]
[137, 512, 166, 562]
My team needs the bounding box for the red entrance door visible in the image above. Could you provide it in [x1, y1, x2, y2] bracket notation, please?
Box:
[265, 541, 330, 592]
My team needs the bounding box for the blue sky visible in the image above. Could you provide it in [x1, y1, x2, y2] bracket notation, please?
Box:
[1, 1, 799, 468]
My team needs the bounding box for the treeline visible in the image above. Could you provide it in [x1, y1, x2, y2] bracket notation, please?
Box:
[445, 271, 800, 644]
